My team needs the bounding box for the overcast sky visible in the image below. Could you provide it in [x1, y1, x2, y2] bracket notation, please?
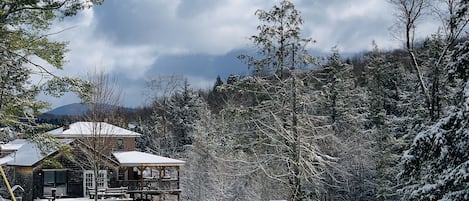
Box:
[42, 0, 438, 108]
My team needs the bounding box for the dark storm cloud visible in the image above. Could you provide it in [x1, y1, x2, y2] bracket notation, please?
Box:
[92, 1, 179, 46]
[145, 50, 247, 77]
[90, 0, 261, 55]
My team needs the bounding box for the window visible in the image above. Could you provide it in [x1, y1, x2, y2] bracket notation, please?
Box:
[116, 138, 124, 150]
[43, 170, 67, 186]
[98, 171, 107, 188]
[56, 171, 67, 183]
[83, 170, 108, 197]
[43, 171, 55, 185]
[118, 169, 125, 181]
[85, 171, 93, 189]
[43, 169, 68, 197]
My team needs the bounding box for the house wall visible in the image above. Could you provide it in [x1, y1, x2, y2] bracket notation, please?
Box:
[32, 168, 84, 199]
[56, 137, 136, 155]
[30, 145, 121, 199]
[32, 168, 43, 199]
[93, 137, 135, 152]
[56, 154, 85, 197]
[31, 152, 85, 199]
[8, 166, 34, 201]
[122, 137, 136, 151]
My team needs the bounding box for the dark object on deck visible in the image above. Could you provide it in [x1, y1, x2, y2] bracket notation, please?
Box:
[51, 188, 56, 201]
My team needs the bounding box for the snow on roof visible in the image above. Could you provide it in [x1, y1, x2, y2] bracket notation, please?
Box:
[0, 154, 15, 166]
[48, 121, 141, 137]
[113, 151, 185, 167]
[0, 139, 72, 166]
[0, 141, 24, 150]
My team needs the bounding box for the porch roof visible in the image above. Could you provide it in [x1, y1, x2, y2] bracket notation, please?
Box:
[112, 151, 185, 167]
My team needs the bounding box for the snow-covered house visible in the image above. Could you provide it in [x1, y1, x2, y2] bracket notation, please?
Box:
[0, 139, 81, 200]
[48, 121, 141, 154]
[0, 122, 185, 201]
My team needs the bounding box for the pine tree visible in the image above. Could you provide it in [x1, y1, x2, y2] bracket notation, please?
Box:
[167, 80, 201, 149]
[207, 75, 227, 113]
[0, 0, 99, 133]
[225, 2, 337, 200]
[365, 45, 408, 201]
[238, 0, 314, 78]
[321, 49, 375, 200]
[400, 36, 469, 201]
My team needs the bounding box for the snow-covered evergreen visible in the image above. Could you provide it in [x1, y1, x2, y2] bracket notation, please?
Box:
[400, 81, 468, 201]
[400, 37, 469, 201]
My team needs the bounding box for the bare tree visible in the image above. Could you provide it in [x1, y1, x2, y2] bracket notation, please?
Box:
[390, 0, 431, 106]
[428, 0, 469, 119]
[144, 74, 185, 104]
[433, 0, 469, 42]
[78, 70, 123, 201]
[390, 0, 469, 120]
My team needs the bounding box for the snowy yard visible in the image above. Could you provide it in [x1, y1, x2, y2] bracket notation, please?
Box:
[0, 198, 131, 201]
[35, 198, 132, 201]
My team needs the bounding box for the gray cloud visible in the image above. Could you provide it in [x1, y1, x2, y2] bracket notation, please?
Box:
[42, 0, 438, 108]
[91, 0, 263, 55]
[296, 0, 398, 52]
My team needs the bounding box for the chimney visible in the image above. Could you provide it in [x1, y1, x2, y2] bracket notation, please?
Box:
[16, 133, 24, 139]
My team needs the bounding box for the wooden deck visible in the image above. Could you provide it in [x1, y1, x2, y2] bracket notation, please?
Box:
[127, 189, 182, 195]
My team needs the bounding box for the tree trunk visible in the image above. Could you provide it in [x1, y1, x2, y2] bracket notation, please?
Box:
[407, 50, 431, 110]
[291, 73, 302, 201]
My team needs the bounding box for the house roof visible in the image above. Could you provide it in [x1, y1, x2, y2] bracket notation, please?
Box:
[112, 151, 185, 167]
[47, 121, 141, 138]
[0, 141, 184, 168]
[0, 142, 24, 151]
[0, 139, 73, 167]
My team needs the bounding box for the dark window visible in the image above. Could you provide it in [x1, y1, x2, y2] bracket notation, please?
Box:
[43, 171, 55, 185]
[56, 171, 67, 184]
[43, 170, 67, 186]
[117, 138, 124, 150]
[118, 169, 125, 181]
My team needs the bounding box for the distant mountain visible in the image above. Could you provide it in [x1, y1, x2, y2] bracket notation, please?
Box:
[42, 103, 136, 116]
[44, 103, 90, 116]
[37, 103, 137, 125]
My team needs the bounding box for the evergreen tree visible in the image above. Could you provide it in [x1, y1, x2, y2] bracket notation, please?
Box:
[364, 44, 410, 201]
[226, 1, 336, 200]
[322, 49, 375, 200]
[238, 0, 314, 78]
[167, 80, 201, 149]
[207, 75, 227, 113]
[400, 36, 469, 201]
[0, 0, 100, 133]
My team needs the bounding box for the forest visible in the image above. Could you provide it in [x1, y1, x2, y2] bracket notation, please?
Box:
[0, 0, 468, 201]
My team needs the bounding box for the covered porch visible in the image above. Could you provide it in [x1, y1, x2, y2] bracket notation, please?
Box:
[111, 151, 185, 201]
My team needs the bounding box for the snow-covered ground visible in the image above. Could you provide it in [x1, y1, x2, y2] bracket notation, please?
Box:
[35, 198, 132, 201]
[0, 196, 133, 201]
